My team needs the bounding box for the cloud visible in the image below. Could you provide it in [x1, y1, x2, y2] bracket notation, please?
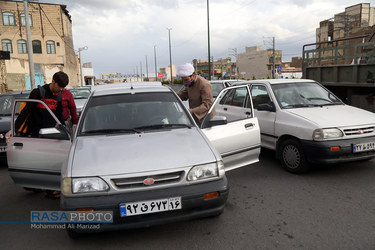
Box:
[42, 0, 368, 76]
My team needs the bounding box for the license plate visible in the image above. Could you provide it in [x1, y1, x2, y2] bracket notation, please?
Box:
[120, 197, 182, 217]
[353, 142, 375, 153]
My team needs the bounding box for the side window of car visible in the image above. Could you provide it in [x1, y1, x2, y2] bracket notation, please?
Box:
[219, 89, 235, 105]
[231, 87, 247, 107]
[251, 85, 272, 109]
[13, 100, 68, 140]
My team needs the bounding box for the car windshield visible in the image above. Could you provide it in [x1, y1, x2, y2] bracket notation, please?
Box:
[70, 88, 91, 99]
[271, 82, 343, 109]
[0, 95, 13, 116]
[79, 92, 193, 135]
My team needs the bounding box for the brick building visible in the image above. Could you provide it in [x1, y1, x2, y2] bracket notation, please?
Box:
[0, 0, 78, 92]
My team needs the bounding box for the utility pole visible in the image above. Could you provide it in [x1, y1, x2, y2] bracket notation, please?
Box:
[78, 46, 88, 86]
[140, 61, 143, 81]
[167, 28, 173, 84]
[154, 45, 157, 81]
[229, 48, 238, 79]
[24, 0, 35, 89]
[272, 36, 275, 79]
[211, 56, 214, 79]
[145, 55, 149, 80]
[136, 66, 139, 81]
[207, 0, 211, 80]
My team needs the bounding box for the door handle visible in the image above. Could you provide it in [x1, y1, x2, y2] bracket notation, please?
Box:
[245, 112, 251, 116]
[13, 142, 23, 147]
[224, 108, 228, 111]
[245, 123, 254, 128]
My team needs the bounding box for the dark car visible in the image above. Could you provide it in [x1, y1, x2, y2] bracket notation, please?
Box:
[0, 91, 30, 163]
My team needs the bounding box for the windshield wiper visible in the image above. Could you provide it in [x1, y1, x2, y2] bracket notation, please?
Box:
[283, 104, 315, 109]
[134, 124, 192, 131]
[82, 128, 141, 135]
[320, 102, 343, 106]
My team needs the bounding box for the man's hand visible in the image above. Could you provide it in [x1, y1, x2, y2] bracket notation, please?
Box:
[5, 130, 12, 143]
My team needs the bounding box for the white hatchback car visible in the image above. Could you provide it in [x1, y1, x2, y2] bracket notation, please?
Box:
[7, 82, 261, 235]
[227, 79, 375, 173]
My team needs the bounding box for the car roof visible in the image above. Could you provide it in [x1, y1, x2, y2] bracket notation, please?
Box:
[90, 82, 168, 97]
[0, 90, 31, 97]
[232, 79, 316, 85]
[210, 80, 243, 83]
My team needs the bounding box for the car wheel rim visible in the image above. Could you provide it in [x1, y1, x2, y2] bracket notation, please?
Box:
[283, 145, 300, 169]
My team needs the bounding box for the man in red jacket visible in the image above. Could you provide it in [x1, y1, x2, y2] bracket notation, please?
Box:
[61, 89, 78, 135]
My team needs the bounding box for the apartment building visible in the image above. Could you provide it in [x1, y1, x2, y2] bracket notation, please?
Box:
[0, 0, 78, 91]
[236, 46, 282, 80]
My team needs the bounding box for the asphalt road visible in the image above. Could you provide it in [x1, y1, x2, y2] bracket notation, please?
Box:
[0, 150, 374, 249]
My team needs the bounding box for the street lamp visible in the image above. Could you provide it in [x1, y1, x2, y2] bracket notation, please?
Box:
[78, 46, 88, 86]
[154, 45, 158, 81]
[167, 28, 173, 84]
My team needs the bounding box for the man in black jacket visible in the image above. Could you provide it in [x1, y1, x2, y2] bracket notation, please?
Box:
[15, 71, 69, 137]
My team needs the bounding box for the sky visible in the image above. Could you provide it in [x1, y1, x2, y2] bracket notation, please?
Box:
[41, 0, 366, 77]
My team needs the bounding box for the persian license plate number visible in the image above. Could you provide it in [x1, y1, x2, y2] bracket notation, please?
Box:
[353, 142, 375, 153]
[120, 197, 181, 217]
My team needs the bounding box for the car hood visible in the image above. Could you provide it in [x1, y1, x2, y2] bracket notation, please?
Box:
[70, 128, 217, 177]
[73, 99, 87, 110]
[286, 105, 375, 128]
[0, 116, 11, 132]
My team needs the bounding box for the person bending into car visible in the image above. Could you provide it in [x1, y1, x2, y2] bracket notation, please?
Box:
[15, 71, 68, 138]
[14, 71, 69, 199]
[176, 63, 214, 127]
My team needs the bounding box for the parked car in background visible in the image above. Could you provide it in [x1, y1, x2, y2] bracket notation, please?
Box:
[0, 91, 30, 163]
[231, 79, 375, 173]
[69, 87, 91, 117]
[7, 82, 261, 236]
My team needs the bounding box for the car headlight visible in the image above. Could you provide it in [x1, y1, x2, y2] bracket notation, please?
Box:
[187, 161, 225, 181]
[313, 128, 344, 141]
[70, 177, 109, 193]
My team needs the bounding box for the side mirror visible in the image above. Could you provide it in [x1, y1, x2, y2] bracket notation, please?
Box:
[202, 115, 227, 129]
[257, 103, 276, 112]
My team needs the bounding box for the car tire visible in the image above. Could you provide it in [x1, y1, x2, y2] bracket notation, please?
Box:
[279, 139, 310, 174]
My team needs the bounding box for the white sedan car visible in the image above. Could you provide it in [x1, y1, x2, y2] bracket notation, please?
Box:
[230, 79, 375, 173]
[7, 82, 261, 236]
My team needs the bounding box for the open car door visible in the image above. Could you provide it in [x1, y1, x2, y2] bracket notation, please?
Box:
[201, 85, 261, 171]
[7, 99, 71, 190]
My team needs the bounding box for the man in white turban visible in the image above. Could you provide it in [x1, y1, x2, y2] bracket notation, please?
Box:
[176, 63, 214, 126]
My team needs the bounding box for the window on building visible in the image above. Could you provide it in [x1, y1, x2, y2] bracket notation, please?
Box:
[17, 40, 27, 54]
[46, 40, 56, 54]
[2, 39, 13, 53]
[20, 14, 33, 27]
[2, 12, 16, 26]
[32, 40, 42, 54]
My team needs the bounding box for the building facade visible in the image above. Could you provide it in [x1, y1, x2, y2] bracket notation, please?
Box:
[0, 0, 78, 92]
[159, 65, 176, 82]
[236, 46, 282, 80]
[193, 57, 236, 80]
